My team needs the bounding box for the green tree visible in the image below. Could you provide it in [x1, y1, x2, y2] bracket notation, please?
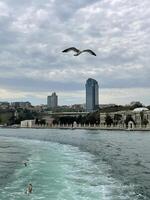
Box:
[105, 115, 113, 126]
[113, 114, 122, 125]
[59, 116, 76, 125]
[131, 102, 143, 110]
[124, 115, 135, 127]
[142, 118, 148, 126]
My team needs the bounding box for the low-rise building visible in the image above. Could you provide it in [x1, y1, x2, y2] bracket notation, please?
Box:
[100, 107, 150, 129]
[0, 102, 10, 109]
[20, 120, 35, 128]
[11, 101, 32, 109]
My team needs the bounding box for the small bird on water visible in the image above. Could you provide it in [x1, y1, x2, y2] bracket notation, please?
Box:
[62, 47, 96, 56]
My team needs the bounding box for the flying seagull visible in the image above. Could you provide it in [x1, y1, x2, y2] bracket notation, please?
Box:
[62, 47, 96, 56]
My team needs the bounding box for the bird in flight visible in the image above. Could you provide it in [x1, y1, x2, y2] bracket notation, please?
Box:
[62, 47, 96, 56]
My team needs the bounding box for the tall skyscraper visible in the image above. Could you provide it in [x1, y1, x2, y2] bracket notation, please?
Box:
[47, 92, 58, 108]
[86, 78, 99, 112]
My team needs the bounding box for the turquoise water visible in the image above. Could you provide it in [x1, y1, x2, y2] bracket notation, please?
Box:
[0, 129, 150, 200]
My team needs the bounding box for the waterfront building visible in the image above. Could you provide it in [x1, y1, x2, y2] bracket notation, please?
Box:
[21, 120, 35, 128]
[99, 107, 150, 129]
[47, 92, 58, 108]
[85, 78, 99, 112]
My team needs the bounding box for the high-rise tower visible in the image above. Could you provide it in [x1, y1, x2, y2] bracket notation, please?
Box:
[47, 92, 58, 108]
[85, 78, 99, 112]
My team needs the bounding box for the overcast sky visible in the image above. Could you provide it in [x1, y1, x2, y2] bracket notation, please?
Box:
[0, 0, 150, 105]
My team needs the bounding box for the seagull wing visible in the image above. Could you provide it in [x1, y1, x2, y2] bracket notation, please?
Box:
[62, 47, 80, 53]
[82, 49, 96, 56]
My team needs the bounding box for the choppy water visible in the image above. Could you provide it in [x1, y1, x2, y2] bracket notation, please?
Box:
[0, 129, 150, 200]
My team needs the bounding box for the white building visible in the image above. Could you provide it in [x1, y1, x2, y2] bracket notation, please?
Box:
[21, 120, 35, 128]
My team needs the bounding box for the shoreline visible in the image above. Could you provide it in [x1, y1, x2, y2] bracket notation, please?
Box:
[44, 127, 150, 131]
[3, 126, 150, 131]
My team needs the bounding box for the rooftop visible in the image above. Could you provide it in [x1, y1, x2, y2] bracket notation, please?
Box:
[133, 107, 149, 112]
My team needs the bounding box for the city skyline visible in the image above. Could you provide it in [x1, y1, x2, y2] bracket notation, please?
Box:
[0, 0, 150, 105]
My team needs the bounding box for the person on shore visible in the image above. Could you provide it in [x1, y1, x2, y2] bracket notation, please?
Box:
[25, 183, 33, 195]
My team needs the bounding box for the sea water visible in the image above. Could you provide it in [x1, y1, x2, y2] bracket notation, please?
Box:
[0, 128, 150, 200]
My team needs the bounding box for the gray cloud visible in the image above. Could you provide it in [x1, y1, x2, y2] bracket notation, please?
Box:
[0, 0, 150, 104]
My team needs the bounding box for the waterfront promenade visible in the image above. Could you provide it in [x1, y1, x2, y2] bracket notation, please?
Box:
[26, 123, 150, 131]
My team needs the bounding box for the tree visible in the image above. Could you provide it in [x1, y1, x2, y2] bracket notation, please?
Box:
[84, 111, 100, 125]
[39, 119, 46, 126]
[140, 112, 149, 126]
[131, 102, 143, 110]
[113, 114, 122, 125]
[59, 116, 76, 125]
[147, 105, 150, 110]
[142, 118, 148, 126]
[105, 115, 113, 126]
[124, 115, 135, 126]
[35, 118, 39, 125]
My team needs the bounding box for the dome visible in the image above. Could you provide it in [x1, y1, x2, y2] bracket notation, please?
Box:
[133, 107, 149, 112]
